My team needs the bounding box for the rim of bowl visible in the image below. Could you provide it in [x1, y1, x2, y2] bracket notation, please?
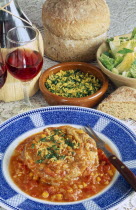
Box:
[39, 62, 109, 101]
[97, 41, 136, 82]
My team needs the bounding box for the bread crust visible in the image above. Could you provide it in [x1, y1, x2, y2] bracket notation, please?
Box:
[97, 86, 136, 120]
[99, 86, 136, 102]
[43, 27, 107, 62]
[42, 0, 110, 40]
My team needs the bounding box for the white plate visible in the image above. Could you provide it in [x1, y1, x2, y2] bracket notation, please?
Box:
[0, 106, 136, 210]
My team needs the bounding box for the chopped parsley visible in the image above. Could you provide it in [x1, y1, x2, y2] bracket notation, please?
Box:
[36, 159, 44, 163]
[53, 129, 62, 135]
[40, 135, 56, 143]
[31, 143, 35, 148]
[65, 138, 75, 148]
[38, 151, 42, 156]
[44, 153, 56, 159]
[40, 137, 47, 142]
[35, 128, 80, 164]
[59, 155, 66, 159]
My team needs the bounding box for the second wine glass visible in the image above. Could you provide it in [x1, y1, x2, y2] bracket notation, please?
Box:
[6, 26, 43, 112]
[0, 44, 7, 88]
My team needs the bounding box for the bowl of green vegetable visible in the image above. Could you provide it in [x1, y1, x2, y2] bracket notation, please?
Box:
[97, 28, 136, 88]
[39, 62, 108, 107]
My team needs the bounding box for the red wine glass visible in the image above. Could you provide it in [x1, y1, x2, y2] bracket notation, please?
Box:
[0, 45, 7, 88]
[6, 26, 43, 112]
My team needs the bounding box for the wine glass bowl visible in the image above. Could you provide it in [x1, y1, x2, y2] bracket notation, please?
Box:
[5, 26, 43, 112]
[0, 62, 7, 88]
[6, 26, 43, 82]
[0, 45, 7, 88]
[6, 47, 43, 82]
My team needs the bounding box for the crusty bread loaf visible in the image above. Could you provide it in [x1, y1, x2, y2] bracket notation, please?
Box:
[97, 86, 136, 120]
[44, 27, 107, 62]
[42, 0, 110, 40]
[42, 0, 110, 62]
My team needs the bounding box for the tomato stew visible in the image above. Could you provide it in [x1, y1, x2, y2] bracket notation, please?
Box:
[9, 127, 115, 202]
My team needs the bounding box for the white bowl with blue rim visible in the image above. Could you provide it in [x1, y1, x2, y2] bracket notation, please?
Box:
[0, 106, 136, 210]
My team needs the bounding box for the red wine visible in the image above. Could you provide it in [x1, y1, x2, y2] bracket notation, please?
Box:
[6, 49, 43, 82]
[0, 63, 7, 88]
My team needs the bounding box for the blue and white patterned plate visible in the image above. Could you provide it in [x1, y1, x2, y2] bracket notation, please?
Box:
[0, 106, 136, 210]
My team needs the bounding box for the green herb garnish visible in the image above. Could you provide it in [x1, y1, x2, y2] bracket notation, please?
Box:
[45, 69, 101, 98]
[44, 153, 55, 159]
[65, 138, 75, 148]
[36, 159, 44, 163]
[31, 143, 35, 148]
[53, 129, 62, 135]
[40, 137, 48, 142]
[49, 136, 54, 141]
[38, 151, 42, 156]
[59, 155, 66, 159]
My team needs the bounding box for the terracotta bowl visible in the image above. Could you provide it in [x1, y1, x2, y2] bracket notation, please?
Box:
[97, 34, 136, 88]
[39, 62, 108, 107]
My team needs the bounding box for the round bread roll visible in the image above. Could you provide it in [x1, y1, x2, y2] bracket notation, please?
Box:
[43, 27, 107, 62]
[42, 0, 110, 62]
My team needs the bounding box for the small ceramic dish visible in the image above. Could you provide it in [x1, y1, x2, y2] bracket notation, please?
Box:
[39, 62, 108, 107]
[96, 34, 136, 88]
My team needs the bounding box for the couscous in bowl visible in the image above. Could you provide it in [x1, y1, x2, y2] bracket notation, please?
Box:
[39, 62, 108, 107]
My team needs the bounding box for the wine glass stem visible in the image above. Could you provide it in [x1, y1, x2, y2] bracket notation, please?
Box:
[22, 81, 32, 107]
